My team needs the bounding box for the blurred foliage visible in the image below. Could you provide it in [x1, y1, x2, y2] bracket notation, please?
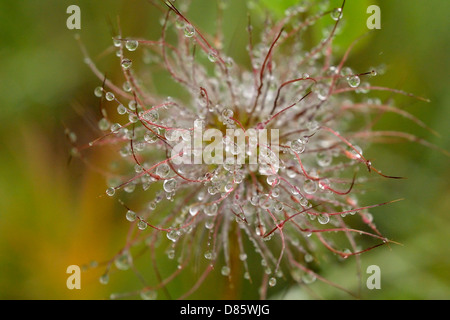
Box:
[0, 0, 448, 299]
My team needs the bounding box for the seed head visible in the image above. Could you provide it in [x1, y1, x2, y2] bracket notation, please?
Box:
[69, 0, 434, 299]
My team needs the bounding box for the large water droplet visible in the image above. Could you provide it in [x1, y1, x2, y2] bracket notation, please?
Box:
[99, 273, 109, 285]
[113, 38, 121, 48]
[117, 104, 127, 115]
[98, 118, 110, 131]
[189, 205, 200, 216]
[204, 203, 218, 216]
[303, 179, 317, 194]
[143, 110, 159, 123]
[291, 139, 306, 153]
[208, 49, 218, 63]
[163, 179, 177, 193]
[175, 17, 185, 29]
[331, 7, 343, 21]
[314, 83, 328, 101]
[318, 213, 330, 225]
[110, 123, 121, 133]
[302, 272, 316, 284]
[221, 266, 231, 276]
[126, 210, 137, 222]
[125, 40, 139, 51]
[128, 100, 137, 111]
[94, 86, 103, 97]
[114, 253, 131, 270]
[268, 277, 277, 287]
[105, 92, 115, 101]
[106, 187, 115, 197]
[316, 151, 332, 167]
[304, 254, 314, 263]
[156, 163, 170, 178]
[140, 289, 157, 300]
[347, 75, 360, 88]
[167, 229, 181, 242]
[225, 56, 234, 68]
[222, 108, 233, 119]
[144, 131, 158, 143]
[204, 250, 214, 260]
[137, 220, 148, 230]
[184, 24, 195, 38]
[121, 58, 132, 69]
[128, 113, 139, 123]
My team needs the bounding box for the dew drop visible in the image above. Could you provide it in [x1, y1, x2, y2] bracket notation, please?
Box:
[143, 110, 159, 122]
[105, 92, 115, 101]
[148, 201, 156, 211]
[163, 178, 177, 193]
[205, 220, 214, 229]
[204, 250, 214, 260]
[224, 183, 234, 192]
[121, 58, 132, 69]
[307, 120, 319, 132]
[94, 86, 103, 97]
[184, 24, 195, 38]
[239, 253, 247, 261]
[316, 151, 332, 167]
[106, 187, 115, 197]
[272, 187, 280, 198]
[266, 175, 279, 186]
[221, 266, 231, 276]
[140, 289, 157, 300]
[125, 210, 137, 222]
[98, 118, 110, 131]
[273, 202, 284, 212]
[123, 81, 132, 92]
[347, 75, 361, 88]
[255, 225, 266, 237]
[318, 213, 330, 225]
[144, 131, 158, 143]
[225, 56, 234, 68]
[113, 38, 121, 47]
[302, 273, 316, 284]
[318, 178, 330, 190]
[189, 205, 200, 216]
[222, 108, 234, 119]
[114, 253, 131, 270]
[167, 249, 175, 259]
[128, 100, 137, 110]
[167, 230, 181, 242]
[117, 104, 127, 115]
[268, 277, 277, 287]
[204, 203, 218, 217]
[208, 49, 218, 63]
[128, 113, 139, 123]
[99, 273, 109, 285]
[314, 83, 328, 101]
[331, 7, 343, 21]
[303, 179, 317, 194]
[175, 17, 185, 29]
[137, 220, 148, 230]
[125, 40, 139, 51]
[290, 139, 306, 153]
[110, 123, 121, 133]
[156, 163, 170, 178]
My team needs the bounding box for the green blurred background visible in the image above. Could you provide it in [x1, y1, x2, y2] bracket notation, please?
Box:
[0, 0, 448, 299]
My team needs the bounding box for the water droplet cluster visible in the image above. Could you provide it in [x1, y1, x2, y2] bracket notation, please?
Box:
[72, 0, 405, 299]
